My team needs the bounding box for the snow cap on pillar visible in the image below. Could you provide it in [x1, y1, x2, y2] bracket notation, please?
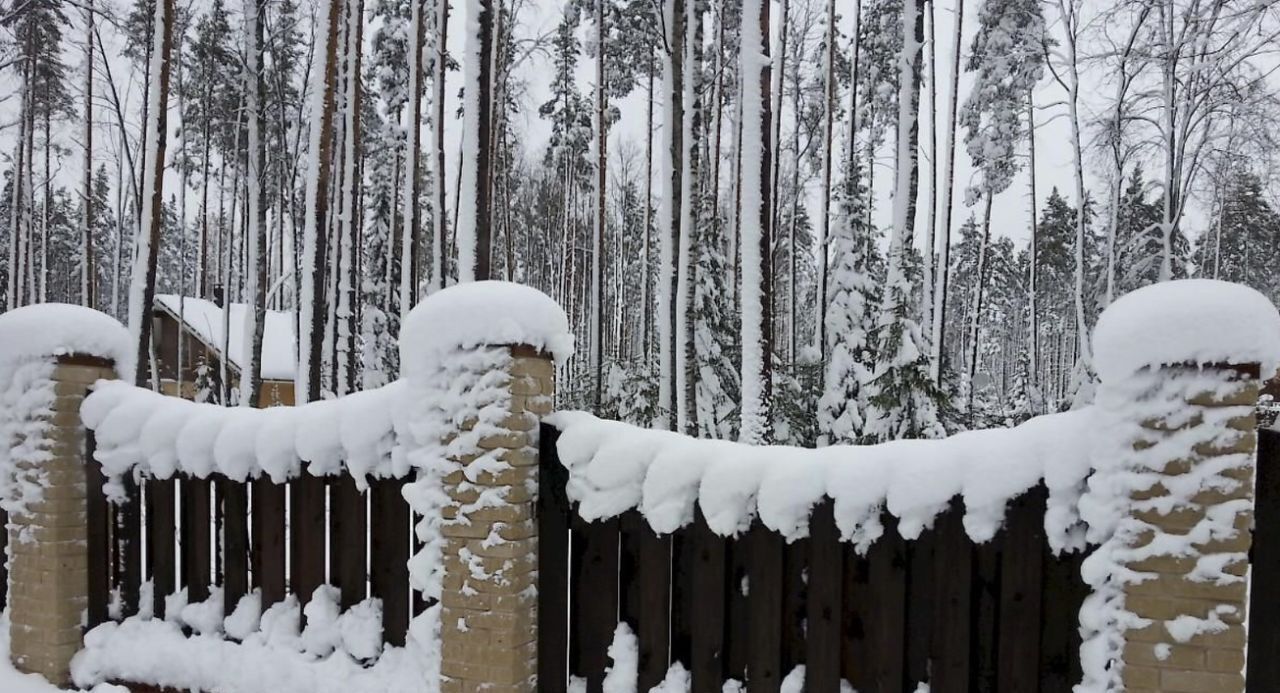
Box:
[1092, 279, 1280, 383]
[399, 281, 574, 377]
[0, 303, 134, 375]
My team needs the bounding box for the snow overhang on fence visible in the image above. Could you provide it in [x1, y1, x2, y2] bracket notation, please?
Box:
[399, 280, 574, 377]
[0, 303, 133, 374]
[1092, 278, 1280, 383]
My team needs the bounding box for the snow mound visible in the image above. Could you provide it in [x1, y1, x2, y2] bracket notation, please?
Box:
[0, 303, 133, 375]
[1093, 279, 1280, 383]
[400, 281, 573, 375]
[547, 408, 1096, 551]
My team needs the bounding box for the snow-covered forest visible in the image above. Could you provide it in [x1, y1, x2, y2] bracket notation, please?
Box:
[2, 0, 1279, 444]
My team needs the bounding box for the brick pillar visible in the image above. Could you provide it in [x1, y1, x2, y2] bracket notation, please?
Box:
[8, 355, 116, 685]
[439, 345, 553, 693]
[1121, 364, 1259, 693]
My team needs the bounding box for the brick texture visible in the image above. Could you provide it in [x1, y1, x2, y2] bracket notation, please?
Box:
[1119, 369, 1257, 693]
[439, 345, 552, 693]
[8, 356, 115, 685]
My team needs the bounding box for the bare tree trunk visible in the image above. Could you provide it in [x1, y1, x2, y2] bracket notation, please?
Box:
[297, 0, 343, 404]
[657, 0, 684, 430]
[82, 0, 96, 308]
[401, 0, 426, 321]
[816, 0, 836, 361]
[429, 0, 449, 292]
[456, 0, 494, 281]
[590, 0, 607, 408]
[240, 0, 268, 407]
[1026, 88, 1039, 409]
[642, 52, 654, 361]
[930, 0, 963, 382]
[965, 191, 993, 413]
[126, 0, 176, 386]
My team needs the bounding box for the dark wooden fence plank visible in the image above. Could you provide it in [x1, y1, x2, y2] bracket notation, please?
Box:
[290, 473, 326, 607]
[866, 515, 908, 693]
[1040, 546, 1085, 693]
[574, 516, 620, 693]
[251, 478, 286, 611]
[689, 512, 727, 693]
[1249, 428, 1280, 692]
[117, 474, 142, 616]
[999, 487, 1047, 693]
[725, 535, 750, 683]
[842, 543, 873, 690]
[145, 477, 176, 620]
[906, 518, 936, 689]
[537, 423, 570, 693]
[930, 499, 972, 693]
[332, 475, 367, 609]
[806, 500, 843, 693]
[620, 511, 671, 691]
[782, 537, 808, 673]
[972, 526, 1002, 692]
[747, 520, 784, 693]
[222, 479, 249, 619]
[181, 476, 211, 604]
[671, 532, 692, 671]
[85, 431, 108, 627]
[371, 477, 409, 647]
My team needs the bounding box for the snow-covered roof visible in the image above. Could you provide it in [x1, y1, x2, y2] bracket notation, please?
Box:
[155, 295, 295, 381]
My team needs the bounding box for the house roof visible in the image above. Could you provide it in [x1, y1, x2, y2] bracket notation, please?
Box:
[154, 295, 296, 381]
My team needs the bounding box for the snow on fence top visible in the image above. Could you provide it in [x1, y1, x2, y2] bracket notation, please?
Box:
[77, 281, 572, 488]
[1092, 279, 1280, 382]
[0, 303, 134, 374]
[547, 409, 1097, 552]
[400, 280, 573, 376]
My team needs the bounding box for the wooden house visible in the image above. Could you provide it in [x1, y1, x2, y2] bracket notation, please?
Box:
[152, 294, 296, 406]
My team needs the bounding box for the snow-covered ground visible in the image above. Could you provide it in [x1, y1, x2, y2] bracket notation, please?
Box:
[0, 612, 125, 693]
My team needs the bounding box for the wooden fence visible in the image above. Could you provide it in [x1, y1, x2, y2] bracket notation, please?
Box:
[536, 423, 1091, 693]
[1249, 427, 1280, 691]
[83, 430, 420, 648]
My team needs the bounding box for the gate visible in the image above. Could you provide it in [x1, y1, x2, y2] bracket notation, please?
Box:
[1248, 427, 1280, 691]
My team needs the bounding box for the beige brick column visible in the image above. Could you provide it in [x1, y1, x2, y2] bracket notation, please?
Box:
[1121, 364, 1259, 693]
[439, 345, 553, 693]
[8, 354, 115, 685]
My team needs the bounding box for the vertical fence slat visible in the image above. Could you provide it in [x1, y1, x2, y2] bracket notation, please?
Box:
[1040, 546, 1085, 692]
[670, 532, 692, 671]
[222, 479, 249, 619]
[85, 430, 108, 627]
[906, 517, 936, 689]
[725, 535, 750, 683]
[690, 511, 727, 693]
[806, 499, 843, 693]
[182, 476, 212, 604]
[252, 478, 286, 612]
[574, 516, 619, 692]
[998, 487, 1046, 692]
[333, 475, 367, 609]
[146, 477, 176, 620]
[291, 472, 326, 607]
[842, 543, 872, 690]
[117, 474, 142, 616]
[781, 537, 808, 674]
[371, 476, 409, 646]
[867, 514, 908, 693]
[929, 499, 972, 693]
[747, 519, 783, 693]
[620, 510, 671, 691]
[537, 423, 570, 693]
[1248, 428, 1280, 692]
[973, 526, 1002, 692]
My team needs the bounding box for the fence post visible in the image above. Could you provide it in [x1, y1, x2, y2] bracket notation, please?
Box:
[7, 354, 116, 685]
[439, 344, 554, 693]
[1116, 363, 1260, 693]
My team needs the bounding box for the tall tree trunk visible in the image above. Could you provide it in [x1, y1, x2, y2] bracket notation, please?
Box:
[297, 0, 343, 404]
[401, 0, 426, 318]
[769, 0, 789, 237]
[1026, 88, 1039, 409]
[126, 0, 176, 387]
[335, 0, 364, 396]
[676, 0, 701, 434]
[930, 0, 963, 381]
[7, 71, 27, 310]
[82, 0, 96, 308]
[739, 0, 773, 445]
[642, 52, 654, 361]
[657, 0, 684, 431]
[921, 0, 938, 346]
[240, 0, 268, 407]
[430, 0, 450, 291]
[816, 0, 836, 361]
[965, 192, 993, 413]
[590, 0, 607, 408]
[457, 0, 494, 281]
